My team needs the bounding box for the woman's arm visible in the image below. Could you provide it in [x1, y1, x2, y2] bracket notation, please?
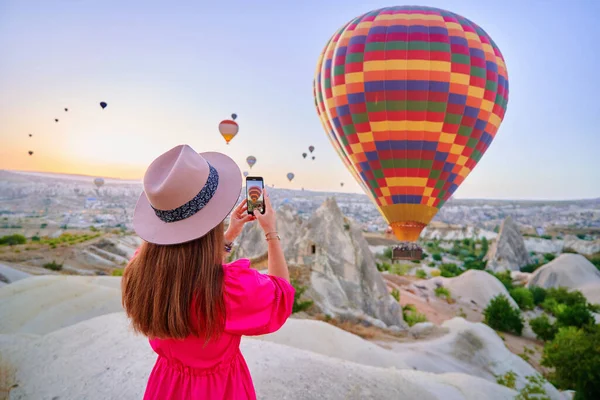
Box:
[253, 189, 290, 282]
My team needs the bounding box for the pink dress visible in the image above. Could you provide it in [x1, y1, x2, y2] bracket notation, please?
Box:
[142, 258, 295, 400]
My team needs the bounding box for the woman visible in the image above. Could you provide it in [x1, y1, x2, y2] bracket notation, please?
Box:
[122, 144, 294, 399]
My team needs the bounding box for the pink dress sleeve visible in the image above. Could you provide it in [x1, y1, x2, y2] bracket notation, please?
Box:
[223, 259, 295, 336]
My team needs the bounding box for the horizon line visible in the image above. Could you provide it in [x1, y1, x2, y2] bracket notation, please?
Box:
[2, 168, 599, 203]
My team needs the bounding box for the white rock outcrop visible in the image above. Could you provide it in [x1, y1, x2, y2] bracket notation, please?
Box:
[527, 253, 600, 304]
[419, 270, 518, 309]
[0, 312, 519, 400]
[485, 216, 531, 272]
[290, 198, 404, 327]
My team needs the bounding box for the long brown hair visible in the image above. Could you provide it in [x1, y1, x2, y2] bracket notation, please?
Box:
[122, 222, 225, 341]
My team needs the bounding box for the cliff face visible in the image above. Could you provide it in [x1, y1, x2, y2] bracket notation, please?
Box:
[485, 216, 531, 272]
[289, 198, 404, 327]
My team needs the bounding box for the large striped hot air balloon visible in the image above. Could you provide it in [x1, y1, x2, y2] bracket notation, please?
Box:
[248, 186, 262, 202]
[246, 156, 257, 169]
[314, 6, 508, 243]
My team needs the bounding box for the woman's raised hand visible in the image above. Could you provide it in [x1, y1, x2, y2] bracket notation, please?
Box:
[253, 188, 276, 233]
[224, 199, 255, 242]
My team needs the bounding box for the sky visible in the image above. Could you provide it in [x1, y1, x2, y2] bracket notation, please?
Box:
[1, 0, 599, 200]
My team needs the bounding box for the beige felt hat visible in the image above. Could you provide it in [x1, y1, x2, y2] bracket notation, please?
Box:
[133, 144, 241, 245]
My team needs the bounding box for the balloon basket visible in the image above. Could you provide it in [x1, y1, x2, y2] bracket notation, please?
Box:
[392, 243, 423, 262]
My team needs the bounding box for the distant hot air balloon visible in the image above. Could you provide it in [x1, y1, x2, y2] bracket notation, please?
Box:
[74, 188, 80, 194]
[28, 134, 32, 137]
[28, 151, 33, 156]
[312, 156, 315, 160]
[94, 177, 105, 189]
[219, 119, 239, 144]
[314, 6, 509, 243]
[286, 172, 295, 182]
[243, 171, 249, 177]
[54, 119, 59, 123]
[100, 102, 107, 109]
[308, 146, 315, 153]
[64, 108, 68, 112]
[246, 156, 257, 169]
[302, 152, 307, 159]
[340, 182, 344, 187]
[248, 186, 262, 202]
[231, 113, 238, 120]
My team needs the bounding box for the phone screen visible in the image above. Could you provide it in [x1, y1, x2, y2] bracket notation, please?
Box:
[246, 177, 265, 215]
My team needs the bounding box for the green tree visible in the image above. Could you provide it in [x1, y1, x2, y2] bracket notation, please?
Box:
[529, 314, 558, 341]
[0, 234, 27, 246]
[291, 280, 313, 314]
[480, 237, 489, 257]
[510, 287, 534, 310]
[432, 253, 442, 261]
[529, 286, 547, 306]
[484, 295, 524, 335]
[542, 325, 600, 400]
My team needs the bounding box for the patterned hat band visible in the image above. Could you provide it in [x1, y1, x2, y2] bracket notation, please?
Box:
[151, 163, 219, 223]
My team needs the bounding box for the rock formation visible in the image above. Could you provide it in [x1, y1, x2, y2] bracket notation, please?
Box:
[527, 253, 600, 304]
[0, 312, 520, 400]
[236, 198, 404, 328]
[485, 216, 531, 272]
[289, 198, 404, 327]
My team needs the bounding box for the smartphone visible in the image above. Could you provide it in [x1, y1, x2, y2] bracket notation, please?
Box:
[246, 176, 265, 215]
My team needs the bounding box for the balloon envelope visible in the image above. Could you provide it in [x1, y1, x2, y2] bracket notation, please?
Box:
[54, 119, 59, 122]
[64, 108, 68, 112]
[248, 186, 262, 202]
[243, 171, 249, 177]
[313, 6, 509, 242]
[302, 152, 307, 158]
[219, 120, 239, 144]
[100, 102, 107, 109]
[231, 113, 238, 120]
[286, 173, 294, 182]
[246, 156, 257, 169]
[28, 151, 33, 156]
[308, 146, 315, 153]
[94, 177, 105, 189]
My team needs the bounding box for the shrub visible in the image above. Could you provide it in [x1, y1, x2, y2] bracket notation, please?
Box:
[390, 264, 411, 276]
[391, 288, 400, 302]
[464, 258, 487, 270]
[383, 247, 393, 259]
[556, 303, 594, 330]
[530, 314, 558, 341]
[515, 375, 551, 400]
[376, 262, 391, 272]
[542, 325, 600, 400]
[529, 286, 547, 306]
[480, 237, 489, 255]
[430, 269, 441, 277]
[546, 287, 587, 308]
[43, 261, 63, 271]
[416, 269, 427, 279]
[30, 235, 40, 242]
[562, 247, 578, 254]
[40, 223, 47, 228]
[439, 263, 461, 278]
[432, 253, 442, 261]
[490, 270, 514, 291]
[434, 286, 452, 302]
[402, 304, 427, 327]
[291, 280, 313, 314]
[587, 252, 600, 271]
[541, 297, 562, 315]
[520, 263, 542, 273]
[543, 253, 556, 262]
[496, 370, 516, 389]
[510, 287, 535, 310]
[0, 234, 27, 246]
[484, 294, 524, 335]
[112, 268, 124, 276]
